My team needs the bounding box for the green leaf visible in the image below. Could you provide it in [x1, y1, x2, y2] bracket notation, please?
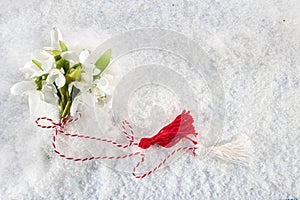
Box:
[56, 58, 70, 72]
[95, 49, 112, 74]
[35, 76, 42, 90]
[32, 60, 43, 70]
[59, 40, 68, 52]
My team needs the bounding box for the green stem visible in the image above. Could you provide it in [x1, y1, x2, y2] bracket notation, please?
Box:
[58, 85, 72, 118]
[61, 100, 71, 118]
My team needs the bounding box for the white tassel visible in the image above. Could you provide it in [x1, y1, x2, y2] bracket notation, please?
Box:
[209, 134, 254, 165]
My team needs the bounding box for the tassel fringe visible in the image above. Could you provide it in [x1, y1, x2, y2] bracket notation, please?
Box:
[210, 134, 254, 165]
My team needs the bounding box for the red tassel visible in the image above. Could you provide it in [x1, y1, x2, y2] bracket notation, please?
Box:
[138, 110, 198, 149]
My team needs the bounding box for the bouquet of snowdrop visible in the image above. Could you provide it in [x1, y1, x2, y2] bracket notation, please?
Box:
[11, 28, 113, 118]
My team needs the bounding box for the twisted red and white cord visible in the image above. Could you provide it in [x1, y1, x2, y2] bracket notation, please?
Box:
[36, 112, 198, 178]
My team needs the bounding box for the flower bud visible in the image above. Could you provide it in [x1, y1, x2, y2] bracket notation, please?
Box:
[66, 66, 82, 82]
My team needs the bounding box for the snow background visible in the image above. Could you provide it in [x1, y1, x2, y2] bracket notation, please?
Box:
[1, 0, 299, 199]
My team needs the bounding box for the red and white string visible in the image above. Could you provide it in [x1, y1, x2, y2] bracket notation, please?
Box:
[35, 112, 197, 178]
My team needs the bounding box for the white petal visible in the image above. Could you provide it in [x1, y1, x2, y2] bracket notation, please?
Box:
[55, 73, 66, 88]
[91, 87, 105, 99]
[96, 77, 109, 90]
[68, 82, 75, 94]
[60, 68, 65, 74]
[74, 81, 89, 92]
[21, 62, 39, 74]
[81, 92, 95, 106]
[79, 50, 90, 63]
[83, 63, 94, 70]
[42, 84, 58, 104]
[21, 62, 41, 79]
[42, 57, 54, 72]
[46, 69, 66, 88]
[70, 92, 96, 116]
[32, 50, 51, 61]
[61, 51, 79, 63]
[28, 91, 42, 114]
[46, 69, 57, 84]
[31, 70, 46, 78]
[51, 27, 62, 49]
[10, 81, 36, 95]
[70, 96, 80, 116]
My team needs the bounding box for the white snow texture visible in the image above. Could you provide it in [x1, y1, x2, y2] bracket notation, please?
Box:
[0, 0, 299, 199]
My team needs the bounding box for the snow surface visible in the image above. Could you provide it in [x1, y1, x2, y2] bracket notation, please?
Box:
[1, 0, 300, 199]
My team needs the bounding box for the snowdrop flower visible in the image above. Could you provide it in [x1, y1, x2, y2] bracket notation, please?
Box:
[70, 77, 113, 116]
[11, 28, 66, 104]
[51, 27, 63, 49]
[11, 81, 59, 105]
[20, 50, 54, 78]
[60, 47, 89, 64]
[64, 50, 96, 92]
[31, 27, 64, 77]
[41, 84, 59, 104]
[15, 28, 66, 90]
[46, 69, 66, 88]
[68, 50, 115, 115]
[11, 49, 55, 95]
[44, 27, 63, 51]
[11, 27, 115, 118]
[62, 49, 100, 75]
[70, 92, 95, 116]
[91, 74, 114, 96]
[12, 49, 65, 97]
[61, 51, 80, 64]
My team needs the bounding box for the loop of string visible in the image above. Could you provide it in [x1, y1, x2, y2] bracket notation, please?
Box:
[35, 112, 197, 178]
